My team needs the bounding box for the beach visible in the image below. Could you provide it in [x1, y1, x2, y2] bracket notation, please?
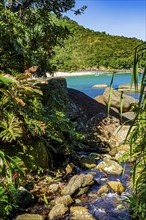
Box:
[46, 71, 97, 77]
[46, 69, 134, 78]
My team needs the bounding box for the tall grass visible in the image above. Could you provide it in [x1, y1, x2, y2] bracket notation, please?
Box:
[128, 42, 146, 220]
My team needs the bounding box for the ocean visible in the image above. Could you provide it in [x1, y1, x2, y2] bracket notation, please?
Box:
[65, 73, 142, 99]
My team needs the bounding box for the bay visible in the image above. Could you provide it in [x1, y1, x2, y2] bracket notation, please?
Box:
[65, 72, 142, 99]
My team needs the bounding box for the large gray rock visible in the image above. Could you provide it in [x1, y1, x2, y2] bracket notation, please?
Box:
[103, 87, 138, 112]
[69, 206, 96, 220]
[107, 181, 125, 195]
[96, 157, 123, 175]
[61, 174, 94, 197]
[85, 113, 120, 154]
[53, 195, 73, 206]
[48, 204, 68, 220]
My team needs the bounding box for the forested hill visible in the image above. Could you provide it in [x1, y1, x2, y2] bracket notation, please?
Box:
[51, 17, 143, 72]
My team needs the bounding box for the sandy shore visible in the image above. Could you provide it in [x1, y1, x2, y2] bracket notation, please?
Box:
[46, 71, 97, 77]
[46, 69, 133, 77]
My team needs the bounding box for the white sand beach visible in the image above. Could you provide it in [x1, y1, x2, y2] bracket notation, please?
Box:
[46, 71, 97, 77]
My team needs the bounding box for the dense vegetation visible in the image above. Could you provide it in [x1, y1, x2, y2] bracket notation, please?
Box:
[127, 42, 146, 219]
[51, 18, 143, 72]
[0, 0, 84, 217]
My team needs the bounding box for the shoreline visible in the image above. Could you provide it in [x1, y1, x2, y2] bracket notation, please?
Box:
[47, 70, 132, 78]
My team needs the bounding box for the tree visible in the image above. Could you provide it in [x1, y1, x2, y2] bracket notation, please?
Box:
[0, 1, 86, 75]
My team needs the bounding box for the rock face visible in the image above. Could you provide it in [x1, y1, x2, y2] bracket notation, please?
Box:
[103, 87, 138, 112]
[67, 88, 126, 125]
[85, 113, 120, 155]
[61, 174, 94, 197]
[38, 77, 70, 112]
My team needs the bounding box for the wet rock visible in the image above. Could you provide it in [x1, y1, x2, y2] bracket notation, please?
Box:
[79, 155, 97, 169]
[17, 187, 34, 208]
[114, 144, 130, 161]
[16, 214, 44, 220]
[69, 206, 96, 220]
[53, 195, 73, 206]
[97, 185, 109, 195]
[107, 181, 125, 195]
[96, 158, 123, 175]
[103, 87, 138, 112]
[48, 204, 68, 220]
[61, 174, 94, 197]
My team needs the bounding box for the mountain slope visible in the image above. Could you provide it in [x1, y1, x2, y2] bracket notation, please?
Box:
[51, 17, 143, 72]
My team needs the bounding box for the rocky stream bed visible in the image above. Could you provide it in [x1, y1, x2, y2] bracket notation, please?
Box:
[7, 78, 137, 220]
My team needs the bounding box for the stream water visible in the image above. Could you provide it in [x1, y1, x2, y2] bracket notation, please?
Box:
[72, 162, 133, 220]
[87, 164, 132, 220]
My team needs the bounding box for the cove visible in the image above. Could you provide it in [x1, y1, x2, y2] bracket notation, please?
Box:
[65, 73, 142, 99]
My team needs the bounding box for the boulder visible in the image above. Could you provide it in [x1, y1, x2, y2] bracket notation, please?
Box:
[122, 111, 136, 120]
[94, 95, 106, 105]
[68, 88, 127, 125]
[37, 77, 69, 112]
[103, 87, 138, 112]
[79, 154, 99, 169]
[97, 185, 109, 195]
[69, 206, 96, 220]
[92, 84, 107, 88]
[16, 214, 44, 220]
[107, 181, 125, 195]
[61, 174, 94, 197]
[17, 187, 34, 208]
[96, 157, 123, 175]
[118, 83, 143, 92]
[49, 183, 59, 192]
[85, 113, 120, 154]
[53, 195, 73, 206]
[86, 113, 120, 135]
[48, 204, 68, 220]
[113, 125, 132, 143]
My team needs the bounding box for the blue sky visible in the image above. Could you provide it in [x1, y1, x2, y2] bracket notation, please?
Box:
[64, 0, 146, 40]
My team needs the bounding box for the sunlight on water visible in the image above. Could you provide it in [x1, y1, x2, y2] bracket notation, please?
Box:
[65, 73, 142, 99]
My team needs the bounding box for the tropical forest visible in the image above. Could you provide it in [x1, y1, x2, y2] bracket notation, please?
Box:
[0, 0, 146, 220]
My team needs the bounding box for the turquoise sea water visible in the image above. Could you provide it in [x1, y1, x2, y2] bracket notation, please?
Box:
[65, 73, 142, 99]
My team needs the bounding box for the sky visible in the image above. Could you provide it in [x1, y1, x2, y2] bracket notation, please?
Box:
[64, 0, 146, 41]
